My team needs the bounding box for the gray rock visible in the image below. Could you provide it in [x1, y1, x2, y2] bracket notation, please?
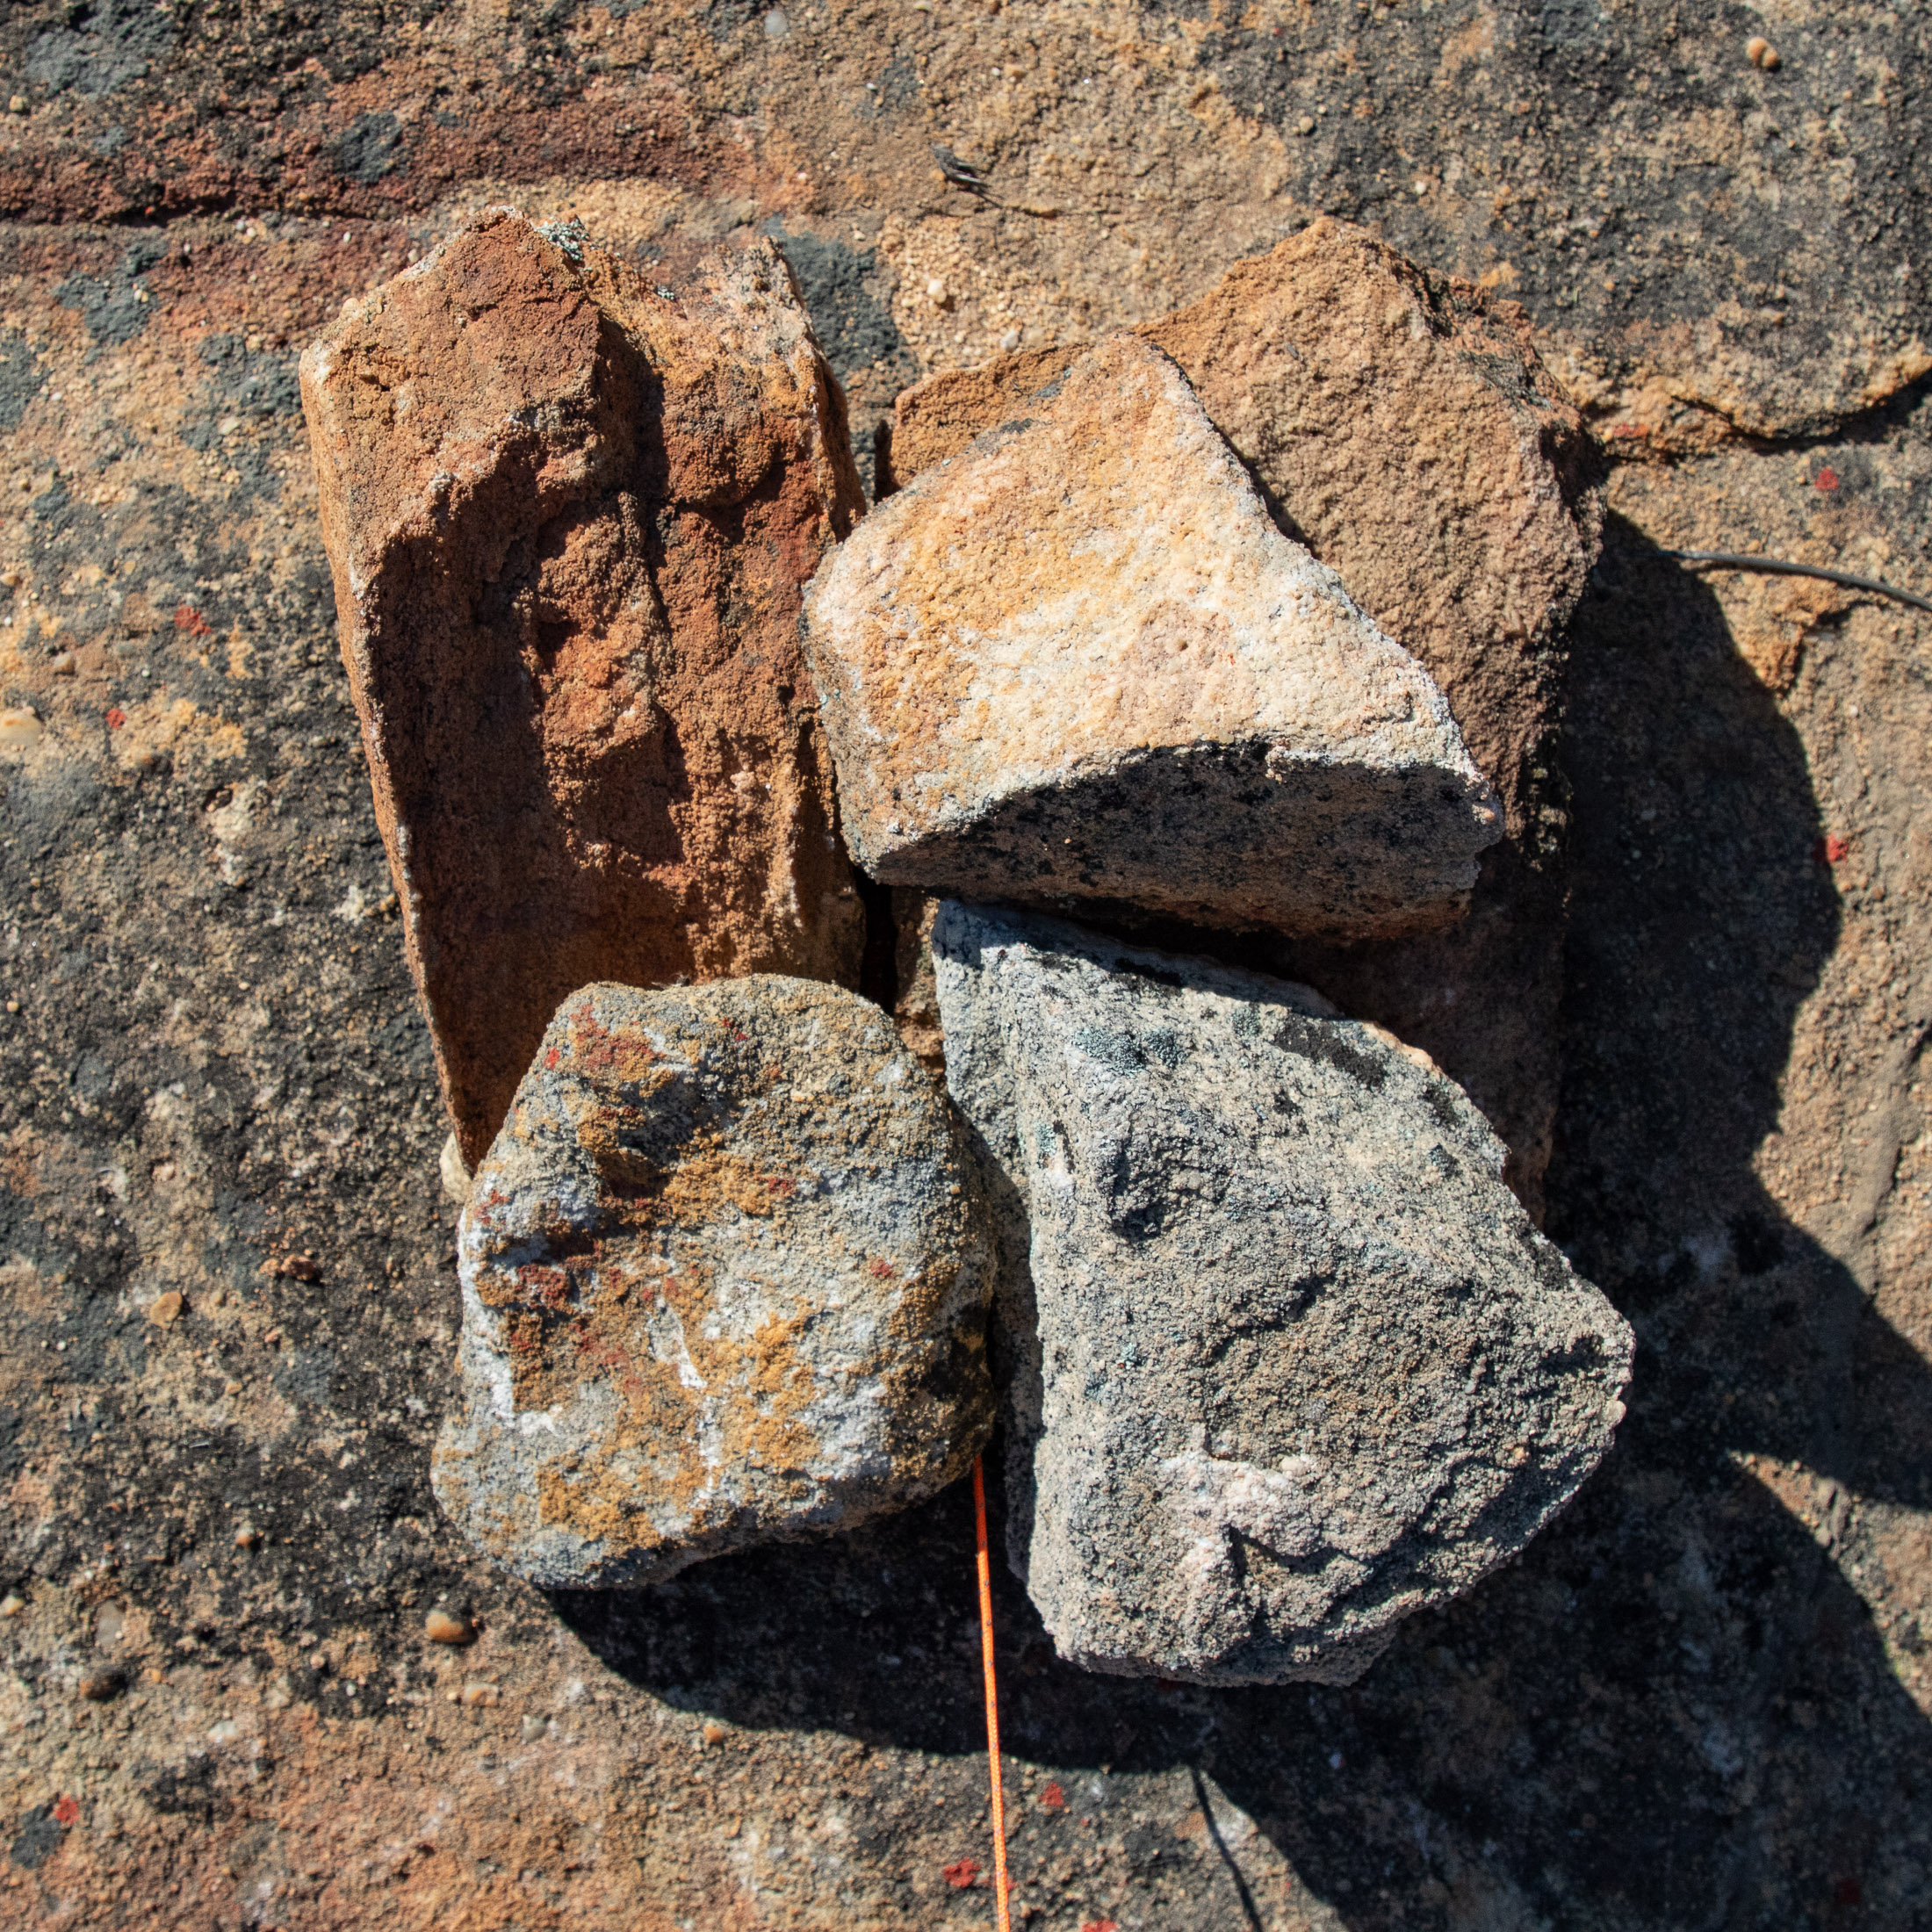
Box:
[933, 902, 1633, 1685]
[432, 977, 995, 1588]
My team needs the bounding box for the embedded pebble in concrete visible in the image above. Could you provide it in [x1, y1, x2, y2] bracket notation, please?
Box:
[933, 901, 1633, 1685]
[804, 334, 1500, 941]
[433, 976, 995, 1588]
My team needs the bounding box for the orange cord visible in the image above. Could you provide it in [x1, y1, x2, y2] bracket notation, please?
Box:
[973, 1455, 1013, 1932]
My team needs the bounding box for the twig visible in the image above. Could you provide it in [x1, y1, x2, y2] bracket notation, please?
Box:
[1189, 1766, 1265, 1932]
[930, 144, 1071, 220]
[1663, 551, 1932, 614]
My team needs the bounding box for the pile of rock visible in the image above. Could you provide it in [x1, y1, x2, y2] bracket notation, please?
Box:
[303, 210, 1631, 1685]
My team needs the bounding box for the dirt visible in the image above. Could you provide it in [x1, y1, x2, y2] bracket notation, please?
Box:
[0, 2, 1927, 1928]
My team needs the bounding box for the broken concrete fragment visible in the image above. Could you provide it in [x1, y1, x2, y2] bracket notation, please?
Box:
[886, 219, 1603, 1209]
[432, 977, 995, 1589]
[933, 902, 1633, 1686]
[807, 335, 1500, 940]
[301, 209, 866, 1165]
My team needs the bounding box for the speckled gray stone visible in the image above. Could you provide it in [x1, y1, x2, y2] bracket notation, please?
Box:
[432, 976, 994, 1588]
[933, 902, 1633, 1685]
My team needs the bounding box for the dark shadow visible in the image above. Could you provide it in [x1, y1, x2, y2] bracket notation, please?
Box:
[551, 514, 1932, 1926]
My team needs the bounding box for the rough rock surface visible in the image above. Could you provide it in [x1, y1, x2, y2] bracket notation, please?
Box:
[886, 219, 1602, 1205]
[933, 902, 1633, 1685]
[301, 208, 866, 1164]
[433, 977, 993, 1589]
[808, 334, 1500, 939]
[889, 218, 1602, 827]
[4, 3, 1932, 1921]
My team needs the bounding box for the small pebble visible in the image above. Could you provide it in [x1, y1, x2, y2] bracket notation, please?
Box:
[702, 1719, 727, 1745]
[0, 1594, 24, 1618]
[224, 1379, 243, 1396]
[1295, 115, 1316, 136]
[49, 652, 74, 676]
[1747, 36, 1780, 69]
[79, 1669, 124, 1703]
[998, 328, 1022, 353]
[263, 1327, 282, 1346]
[147, 1291, 184, 1326]
[520, 1713, 547, 1742]
[461, 1682, 500, 1706]
[234, 1525, 261, 1550]
[763, 5, 789, 36]
[439, 1132, 473, 1206]
[424, 1608, 476, 1646]
[7, 97, 25, 116]
[0, 708, 44, 747]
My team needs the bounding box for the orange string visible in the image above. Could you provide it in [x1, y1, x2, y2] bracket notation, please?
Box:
[973, 1455, 1013, 1932]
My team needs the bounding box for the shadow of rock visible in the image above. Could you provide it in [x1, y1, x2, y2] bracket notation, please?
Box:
[552, 515, 1932, 1925]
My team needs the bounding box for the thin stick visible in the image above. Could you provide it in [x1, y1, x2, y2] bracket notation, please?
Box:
[1663, 550, 1932, 614]
[973, 1456, 1013, 1932]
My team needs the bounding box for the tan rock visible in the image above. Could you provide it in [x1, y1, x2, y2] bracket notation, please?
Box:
[807, 335, 1499, 940]
[432, 977, 995, 1589]
[888, 219, 1599, 818]
[301, 210, 868, 1164]
[884, 219, 1604, 1209]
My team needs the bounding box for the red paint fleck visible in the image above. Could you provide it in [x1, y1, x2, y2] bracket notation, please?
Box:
[1609, 422, 1651, 440]
[544, 1048, 561, 1070]
[51, 1796, 79, 1825]
[764, 1176, 797, 1196]
[105, 707, 126, 730]
[1081, 1920, 1119, 1932]
[1040, 1782, 1066, 1812]
[942, 1858, 979, 1890]
[1815, 833, 1850, 865]
[868, 1258, 895, 1279]
[1813, 465, 1840, 491]
[173, 602, 213, 638]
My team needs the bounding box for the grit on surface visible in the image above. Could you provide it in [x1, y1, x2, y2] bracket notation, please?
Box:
[0, 3, 1928, 1928]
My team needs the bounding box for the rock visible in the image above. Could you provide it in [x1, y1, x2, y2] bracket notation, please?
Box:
[890, 886, 945, 1071]
[932, 901, 1633, 1685]
[78, 1669, 123, 1702]
[806, 335, 1499, 940]
[301, 208, 868, 1165]
[888, 221, 1600, 814]
[432, 976, 995, 1589]
[423, 1609, 474, 1647]
[883, 221, 1603, 1210]
[146, 1291, 183, 1326]
[439, 1132, 472, 1207]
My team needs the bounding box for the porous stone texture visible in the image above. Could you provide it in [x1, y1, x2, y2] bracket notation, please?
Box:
[7, 6, 1932, 1920]
[933, 901, 1633, 1686]
[888, 217, 1601, 825]
[886, 220, 1603, 1208]
[432, 977, 994, 1589]
[301, 209, 866, 1165]
[807, 333, 1500, 940]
